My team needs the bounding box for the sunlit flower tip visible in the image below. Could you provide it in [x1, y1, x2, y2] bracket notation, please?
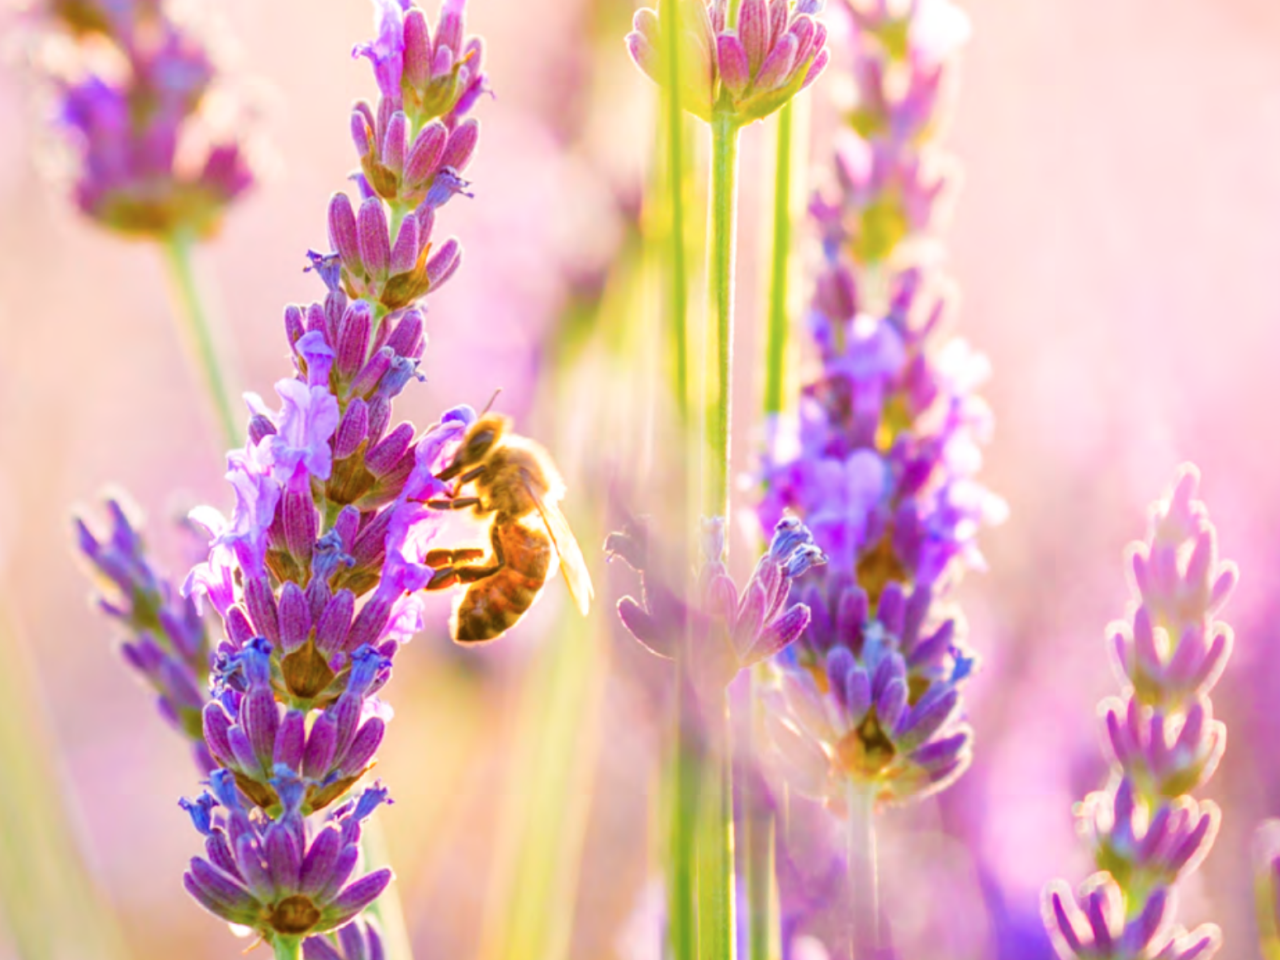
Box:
[182, 770, 393, 939]
[1084, 778, 1220, 890]
[304, 918, 386, 960]
[356, 0, 488, 128]
[626, 0, 830, 124]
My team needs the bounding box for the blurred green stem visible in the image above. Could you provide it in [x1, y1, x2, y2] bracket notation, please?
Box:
[696, 689, 735, 960]
[662, 0, 690, 424]
[272, 937, 302, 960]
[360, 817, 415, 960]
[671, 664, 701, 960]
[743, 671, 775, 960]
[706, 111, 740, 521]
[161, 230, 243, 450]
[763, 102, 794, 419]
[0, 601, 129, 960]
[847, 779, 881, 957]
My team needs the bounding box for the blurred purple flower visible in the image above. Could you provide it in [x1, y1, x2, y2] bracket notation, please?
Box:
[39, 0, 254, 237]
[626, 0, 830, 125]
[1041, 467, 1234, 960]
[74, 495, 214, 771]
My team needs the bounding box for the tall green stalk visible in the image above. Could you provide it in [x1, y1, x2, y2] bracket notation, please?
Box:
[663, 0, 690, 424]
[160, 230, 243, 449]
[272, 936, 302, 960]
[696, 690, 736, 960]
[706, 111, 740, 523]
[763, 102, 794, 419]
[742, 671, 775, 960]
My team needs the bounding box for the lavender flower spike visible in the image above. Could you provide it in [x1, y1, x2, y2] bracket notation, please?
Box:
[37, 0, 253, 237]
[756, 0, 998, 813]
[175, 0, 495, 942]
[1042, 466, 1235, 960]
[626, 0, 830, 125]
[75, 495, 214, 771]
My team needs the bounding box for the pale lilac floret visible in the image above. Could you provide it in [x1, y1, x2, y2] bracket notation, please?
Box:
[263, 380, 342, 485]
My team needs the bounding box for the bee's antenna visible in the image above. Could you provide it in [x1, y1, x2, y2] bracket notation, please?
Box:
[480, 388, 502, 416]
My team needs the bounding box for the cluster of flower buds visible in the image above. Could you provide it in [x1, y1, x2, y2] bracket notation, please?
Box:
[626, 0, 830, 125]
[608, 517, 826, 698]
[1042, 467, 1235, 960]
[75, 496, 214, 771]
[165, 0, 488, 947]
[812, 0, 971, 266]
[758, 267, 998, 809]
[38, 0, 253, 236]
[182, 770, 391, 941]
[762, 571, 973, 807]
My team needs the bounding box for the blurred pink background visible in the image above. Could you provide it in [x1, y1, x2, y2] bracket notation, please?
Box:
[2, 0, 1280, 957]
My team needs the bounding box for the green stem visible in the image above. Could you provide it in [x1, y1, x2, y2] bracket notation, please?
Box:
[696, 688, 735, 960]
[847, 779, 881, 958]
[662, 0, 690, 424]
[360, 817, 415, 960]
[706, 111, 741, 522]
[670, 662, 701, 960]
[272, 937, 302, 960]
[161, 230, 243, 449]
[743, 671, 775, 960]
[763, 102, 794, 419]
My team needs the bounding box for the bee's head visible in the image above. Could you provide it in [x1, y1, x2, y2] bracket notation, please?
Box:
[439, 413, 508, 480]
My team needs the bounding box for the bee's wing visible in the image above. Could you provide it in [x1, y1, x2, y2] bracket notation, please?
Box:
[525, 480, 594, 616]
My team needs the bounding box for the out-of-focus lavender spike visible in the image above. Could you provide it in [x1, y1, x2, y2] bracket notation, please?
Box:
[37, 0, 254, 237]
[1041, 469, 1234, 959]
[75, 495, 212, 753]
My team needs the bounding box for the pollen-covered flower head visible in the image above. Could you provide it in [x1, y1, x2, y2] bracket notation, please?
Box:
[626, 0, 831, 124]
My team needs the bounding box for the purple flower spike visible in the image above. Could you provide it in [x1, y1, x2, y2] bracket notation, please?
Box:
[1042, 470, 1235, 960]
[41, 1, 255, 237]
[67, 0, 492, 947]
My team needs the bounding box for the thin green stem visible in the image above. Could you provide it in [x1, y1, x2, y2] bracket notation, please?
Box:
[161, 230, 243, 450]
[360, 818, 415, 960]
[670, 662, 701, 960]
[743, 670, 776, 960]
[706, 111, 740, 523]
[847, 780, 881, 958]
[272, 936, 302, 960]
[662, 0, 690, 424]
[763, 102, 794, 419]
[696, 688, 735, 960]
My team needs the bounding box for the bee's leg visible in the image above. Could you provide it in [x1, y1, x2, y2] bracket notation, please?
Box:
[423, 496, 482, 511]
[424, 535, 505, 589]
[446, 521, 508, 584]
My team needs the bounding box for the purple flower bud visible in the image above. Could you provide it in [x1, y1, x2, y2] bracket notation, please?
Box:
[357, 198, 391, 280]
[404, 121, 447, 186]
[334, 399, 371, 461]
[366, 423, 415, 477]
[274, 709, 307, 771]
[316, 591, 356, 659]
[278, 581, 311, 653]
[336, 301, 374, 379]
[329, 193, 363, 274]
[441, 119, 480, 171]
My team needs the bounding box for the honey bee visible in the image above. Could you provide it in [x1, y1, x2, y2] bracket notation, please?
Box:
[422, 412, 593, 642]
